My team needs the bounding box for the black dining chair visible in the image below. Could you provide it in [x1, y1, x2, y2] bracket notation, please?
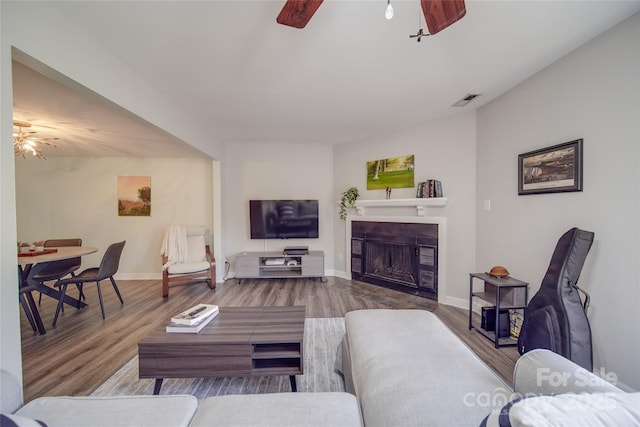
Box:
[31, 238, 83, 306]
[19, 282, 46, 334]
[53, 241, 126, 326]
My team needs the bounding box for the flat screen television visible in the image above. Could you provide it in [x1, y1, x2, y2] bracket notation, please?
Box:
[249, 200, 319, 239]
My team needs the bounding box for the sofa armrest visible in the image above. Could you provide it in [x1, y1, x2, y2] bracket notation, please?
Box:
[1, 370, 22, 414]
[513, 349, 623, 395]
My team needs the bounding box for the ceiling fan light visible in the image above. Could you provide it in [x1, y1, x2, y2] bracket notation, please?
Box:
[385, 1, 394, 20]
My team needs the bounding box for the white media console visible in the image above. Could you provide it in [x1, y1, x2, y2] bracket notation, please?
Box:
[234, 250, 324, 283]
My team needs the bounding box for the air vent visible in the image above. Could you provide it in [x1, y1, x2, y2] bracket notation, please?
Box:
[452, 93, 481, 107]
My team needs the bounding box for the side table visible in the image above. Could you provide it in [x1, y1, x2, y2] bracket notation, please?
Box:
[468, 272, 528, 348]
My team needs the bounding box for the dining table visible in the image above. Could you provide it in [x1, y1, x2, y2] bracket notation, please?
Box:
[18, 246, 98, 335]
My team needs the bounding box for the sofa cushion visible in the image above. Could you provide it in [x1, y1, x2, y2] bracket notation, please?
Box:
[15, 395, 198, 427]
[345, 309, 512, 427]
[189, 392, 363, 427]
[481, 392, 640, 427]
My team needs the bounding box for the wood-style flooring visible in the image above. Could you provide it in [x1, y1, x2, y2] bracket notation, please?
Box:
[20, 277, 519, 403]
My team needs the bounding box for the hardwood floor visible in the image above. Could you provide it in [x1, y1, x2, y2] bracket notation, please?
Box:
[20, 277, 519, 403]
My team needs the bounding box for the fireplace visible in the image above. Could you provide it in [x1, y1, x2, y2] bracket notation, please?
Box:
[350, 221, 438, 300]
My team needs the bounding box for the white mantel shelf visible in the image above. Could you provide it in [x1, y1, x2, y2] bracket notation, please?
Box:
[353, 198, 448, 217]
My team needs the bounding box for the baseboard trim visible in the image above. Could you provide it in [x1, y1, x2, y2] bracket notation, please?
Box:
[114, 272, 227, 283]
[114, 273, 161, 280]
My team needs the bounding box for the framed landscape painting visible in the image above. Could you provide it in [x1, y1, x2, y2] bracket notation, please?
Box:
[518, 139, 583, 195]
[367, 154, 415, 190]
[118, 176, 151, 216]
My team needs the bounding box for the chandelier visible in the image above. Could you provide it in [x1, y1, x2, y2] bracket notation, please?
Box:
[13, 120, 58, 159]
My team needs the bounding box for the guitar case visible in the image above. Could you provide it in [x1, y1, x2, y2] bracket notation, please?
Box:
[517, 227, 595, 371]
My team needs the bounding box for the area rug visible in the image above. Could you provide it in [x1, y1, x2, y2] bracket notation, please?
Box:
[91, 317, 345, 401]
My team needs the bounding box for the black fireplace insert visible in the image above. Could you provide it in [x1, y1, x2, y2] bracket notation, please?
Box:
[351, 221, 438, 300]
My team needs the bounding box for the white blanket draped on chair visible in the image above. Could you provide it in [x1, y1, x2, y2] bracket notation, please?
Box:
[161, 225, 189, 270]
[161, 225, 215, 298]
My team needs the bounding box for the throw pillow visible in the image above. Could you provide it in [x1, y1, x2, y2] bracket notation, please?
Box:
[480, 392, 640, 427]
[0, 413, 47, 427]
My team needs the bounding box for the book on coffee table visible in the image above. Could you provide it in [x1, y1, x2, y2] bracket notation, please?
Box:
[171, 304, 219, 326]
[166, 310, 218, 333]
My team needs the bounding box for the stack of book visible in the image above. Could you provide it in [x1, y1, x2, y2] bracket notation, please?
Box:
[166, 303, 219, 333]
[416, 180, 443, 198]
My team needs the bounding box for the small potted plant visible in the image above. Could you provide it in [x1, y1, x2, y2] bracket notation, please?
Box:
[339, 187, 359, 221]
[19, 242, 31, 253]
[33, 241, 45, 252]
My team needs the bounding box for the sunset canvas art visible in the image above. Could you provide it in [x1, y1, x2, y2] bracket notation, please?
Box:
[118, 176, 151, 216]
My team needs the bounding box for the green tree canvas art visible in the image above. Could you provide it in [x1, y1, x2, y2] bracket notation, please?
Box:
[366, 154, 415, 190]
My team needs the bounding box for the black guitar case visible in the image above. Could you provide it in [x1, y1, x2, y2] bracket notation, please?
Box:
[517, 227, 595, 371]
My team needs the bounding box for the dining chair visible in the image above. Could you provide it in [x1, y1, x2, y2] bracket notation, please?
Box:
[19, 283, 46, 334]
[52, 241, 126, 326]
[31, 238, 83, 306]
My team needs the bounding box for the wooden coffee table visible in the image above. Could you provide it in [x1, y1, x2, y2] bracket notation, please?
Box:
[138, 306, 306, 394]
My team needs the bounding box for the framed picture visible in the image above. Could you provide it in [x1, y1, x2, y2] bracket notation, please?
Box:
[118, 176, 151, 216]
[366, 154, 415, 190]
[518, 139, 583, 195]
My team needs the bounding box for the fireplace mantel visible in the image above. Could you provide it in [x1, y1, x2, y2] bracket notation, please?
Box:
[354, 198, 447, 217]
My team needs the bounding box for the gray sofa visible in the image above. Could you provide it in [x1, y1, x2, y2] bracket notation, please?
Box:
[8, 392, 362, 427]
[339, 309, 638, 427]
[5, 309, 637, 426]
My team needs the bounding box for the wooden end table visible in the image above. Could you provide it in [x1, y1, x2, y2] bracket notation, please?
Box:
[138, 306, 305, 394]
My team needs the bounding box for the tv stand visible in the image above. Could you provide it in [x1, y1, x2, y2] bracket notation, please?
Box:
[235, 251, 324, 283]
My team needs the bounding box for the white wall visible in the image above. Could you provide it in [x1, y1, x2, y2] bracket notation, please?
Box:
[0, 3, 21, 408]
[476, 14, 640, 391]
[222, 142, 334, 274]
[333, 112, 477, 306]
[15, 157, 214, 278]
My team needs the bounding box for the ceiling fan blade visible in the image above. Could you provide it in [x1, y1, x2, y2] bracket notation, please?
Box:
[421, 0, 466, 35]
[276, 0, 324, 29]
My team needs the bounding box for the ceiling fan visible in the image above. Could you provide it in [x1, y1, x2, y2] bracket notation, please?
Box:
[276, 0, 466, 35]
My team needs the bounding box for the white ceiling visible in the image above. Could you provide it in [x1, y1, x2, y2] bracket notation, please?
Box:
[12, 61, 208, 158]
[11, 0, 640, 158]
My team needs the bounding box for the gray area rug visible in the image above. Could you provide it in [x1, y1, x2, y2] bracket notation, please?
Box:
[91, 317, 345, 401]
